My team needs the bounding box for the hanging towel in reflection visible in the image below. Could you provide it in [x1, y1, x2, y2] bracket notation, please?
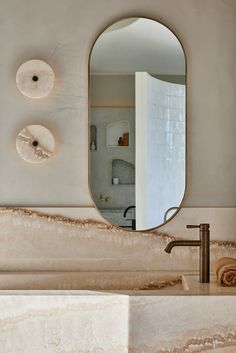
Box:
[214, 257, 236, 286]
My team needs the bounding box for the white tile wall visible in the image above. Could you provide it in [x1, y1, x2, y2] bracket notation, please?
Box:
[136, 73, 185, 228]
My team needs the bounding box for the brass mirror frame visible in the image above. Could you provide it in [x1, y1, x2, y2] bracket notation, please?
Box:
[88, 15, 187, 233]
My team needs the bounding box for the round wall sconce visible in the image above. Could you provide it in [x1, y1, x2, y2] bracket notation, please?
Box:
[16, 124, 55, 163]
[16, 60, 55, 99]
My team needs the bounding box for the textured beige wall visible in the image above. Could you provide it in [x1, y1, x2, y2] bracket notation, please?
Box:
[91, 75, 135, 107]
[90, 75, 185, 107]
[0, 0, 236, 207]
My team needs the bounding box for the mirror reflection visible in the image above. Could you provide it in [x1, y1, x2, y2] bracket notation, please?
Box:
[89, 17, 186, 231]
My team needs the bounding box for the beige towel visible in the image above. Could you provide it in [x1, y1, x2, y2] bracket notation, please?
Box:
[214, 257, 236, 286]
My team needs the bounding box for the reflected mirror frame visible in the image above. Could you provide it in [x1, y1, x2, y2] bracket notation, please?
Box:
[88, 15, 187, 232]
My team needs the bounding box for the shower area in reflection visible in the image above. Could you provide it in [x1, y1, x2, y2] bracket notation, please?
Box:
[89, 17, 186, 230]
[135, 73, 185, 229]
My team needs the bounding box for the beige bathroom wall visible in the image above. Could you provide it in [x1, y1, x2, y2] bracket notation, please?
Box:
[91, 75, 135, 107]
[90, 74, 185, 107]
[0, 0, 236, 208]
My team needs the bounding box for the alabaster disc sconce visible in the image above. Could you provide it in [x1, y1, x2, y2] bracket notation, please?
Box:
[16, 59, 55, 98]
[16, 124, 55, 163]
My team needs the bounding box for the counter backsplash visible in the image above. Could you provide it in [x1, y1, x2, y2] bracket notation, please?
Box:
[0, 207, 235, 272]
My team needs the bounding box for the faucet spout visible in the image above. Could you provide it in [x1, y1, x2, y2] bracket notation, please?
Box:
[164, 223, 210, 283]
[165, 240, 201, 253]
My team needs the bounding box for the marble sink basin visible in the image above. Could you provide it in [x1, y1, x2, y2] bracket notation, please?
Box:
[0, 271, 187, 291]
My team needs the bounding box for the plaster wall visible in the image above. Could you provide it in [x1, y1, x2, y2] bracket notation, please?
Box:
[0, 0, 235, 208]
[90, 74, 185, 107]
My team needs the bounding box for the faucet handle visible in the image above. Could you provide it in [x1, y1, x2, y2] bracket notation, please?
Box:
[187, 223, 210, 230]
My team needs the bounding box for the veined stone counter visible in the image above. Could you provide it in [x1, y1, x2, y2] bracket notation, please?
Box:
[0, 271, 235, 295]
[0, 292, 129, 353]
[0, 292, 235, 353]
[129, 295, 236, 353]
[0, 273, 235, 353]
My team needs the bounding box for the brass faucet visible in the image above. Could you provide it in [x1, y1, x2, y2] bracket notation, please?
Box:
[164, 223, 210, 283]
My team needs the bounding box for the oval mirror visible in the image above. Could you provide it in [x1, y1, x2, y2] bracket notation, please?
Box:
[89, 17, 186, 231]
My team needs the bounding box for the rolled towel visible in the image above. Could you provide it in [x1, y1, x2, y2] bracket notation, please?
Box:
[214, 257, 236, 286]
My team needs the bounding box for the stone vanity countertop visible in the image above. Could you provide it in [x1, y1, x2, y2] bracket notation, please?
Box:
[0, 271, 236, 296]
[180, 274, 236, 296]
